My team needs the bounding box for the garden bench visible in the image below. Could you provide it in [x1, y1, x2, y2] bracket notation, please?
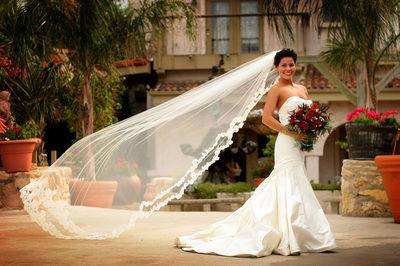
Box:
[168, 197, 245, 212]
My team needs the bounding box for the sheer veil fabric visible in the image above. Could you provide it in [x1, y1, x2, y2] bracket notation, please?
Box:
[20, 51, 280, 239]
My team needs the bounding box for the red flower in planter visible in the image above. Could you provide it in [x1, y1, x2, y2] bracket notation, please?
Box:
[11, 127, 22, 134]
[383, 110, 399, 117]
[1, 121, 39, 141]
[366, 110, 381, 120]
[346, 108, 399, 127]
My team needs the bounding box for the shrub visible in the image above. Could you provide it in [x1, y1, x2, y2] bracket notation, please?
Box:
[310, 182, 341, 191]
[192, 182, 254, 199]
[61, 71, 125, 138]
[262, 134, 276, 158]
[191, 180, 340, 199]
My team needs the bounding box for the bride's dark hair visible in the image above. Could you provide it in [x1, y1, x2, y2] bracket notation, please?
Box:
[273, 48, 297, 67]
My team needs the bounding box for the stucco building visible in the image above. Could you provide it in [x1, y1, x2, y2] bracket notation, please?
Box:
[119, 0, 400, 184]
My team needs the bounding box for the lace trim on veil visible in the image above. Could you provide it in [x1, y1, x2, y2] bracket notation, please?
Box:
[20, 56, 278, 240]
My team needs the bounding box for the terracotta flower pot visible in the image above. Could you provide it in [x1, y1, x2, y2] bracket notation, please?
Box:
[0, 138, 41, 173]
[375, 155, 400, 223]
[69, 180, 118, 208]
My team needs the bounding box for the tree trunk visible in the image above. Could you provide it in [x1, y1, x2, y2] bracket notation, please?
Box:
[82, 71, 94, 136]
[364, 58, 377, 110]
[81, 70, 96, 179]
[356, 62, 365, 107]
[364, 27, 377, 110]
[39, 114, 46, 140]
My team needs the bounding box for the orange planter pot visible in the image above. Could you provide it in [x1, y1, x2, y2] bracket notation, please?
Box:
[0, 138, 41, 173]
[69, 180, 118, 208]
[375, 155, 400, 223]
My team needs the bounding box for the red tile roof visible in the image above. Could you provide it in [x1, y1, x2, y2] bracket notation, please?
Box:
[300, 65, 400, 91]
[114, 58, 148, 68]
[152, 80, 205, 92]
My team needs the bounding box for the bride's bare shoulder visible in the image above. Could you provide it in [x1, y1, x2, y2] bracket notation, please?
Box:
[265, 84, 282, 101]
[268, 83, 281, 94]
[294, 83, 308, 92]
[294, 83, 309, 97]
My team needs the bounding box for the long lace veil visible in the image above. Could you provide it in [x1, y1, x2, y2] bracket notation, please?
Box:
[20, 51, 278, 239]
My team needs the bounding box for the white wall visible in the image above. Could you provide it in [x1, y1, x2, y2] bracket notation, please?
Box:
[165, 0, 206, 55]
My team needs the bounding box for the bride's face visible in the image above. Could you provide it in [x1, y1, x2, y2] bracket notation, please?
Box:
[276, 57, 296, 80]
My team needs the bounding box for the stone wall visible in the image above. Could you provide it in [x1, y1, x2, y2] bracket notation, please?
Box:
[0, 166, 71, 209]
[341, 159, 391, 217]
[0, 165, 42, 209]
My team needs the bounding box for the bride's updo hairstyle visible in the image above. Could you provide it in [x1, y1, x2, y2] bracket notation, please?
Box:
[273, 48, 297, 67]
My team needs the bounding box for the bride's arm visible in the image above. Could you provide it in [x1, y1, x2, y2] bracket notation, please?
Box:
[261, 88, 305, 140]
[261, 87, 285, 132]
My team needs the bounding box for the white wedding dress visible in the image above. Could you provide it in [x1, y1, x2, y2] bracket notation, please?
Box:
[175, 96, 337, 257]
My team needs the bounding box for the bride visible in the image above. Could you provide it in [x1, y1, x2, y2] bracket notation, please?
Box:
[174, 49, 337, 257]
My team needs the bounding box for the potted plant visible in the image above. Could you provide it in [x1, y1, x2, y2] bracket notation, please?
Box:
[0, 120, 41, 172]
[251, 134, 276, 187]
[252, 158, 274, 187]
[69, 179, 118, 208]
[345, 108, 399, 159]
[69, 159, 144, 208]
[109, 159, 142, 205]
[375, 128, 400, 223]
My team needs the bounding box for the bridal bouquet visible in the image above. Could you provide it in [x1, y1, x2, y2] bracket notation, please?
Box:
[286, 102, 331, 151]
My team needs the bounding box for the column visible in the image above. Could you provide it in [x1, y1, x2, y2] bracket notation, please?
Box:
[305, 155, 320, 182]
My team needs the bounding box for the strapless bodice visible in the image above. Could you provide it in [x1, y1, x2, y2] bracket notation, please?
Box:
[278, 96, 312, 126]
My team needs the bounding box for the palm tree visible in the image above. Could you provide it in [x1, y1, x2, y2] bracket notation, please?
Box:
[0, 59, 69, 139]
[1, 0, 195, 136]
[263, 0, 400, 110]
[320, 1, 400, 109]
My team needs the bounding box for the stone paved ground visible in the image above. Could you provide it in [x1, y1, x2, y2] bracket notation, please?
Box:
[0, 210, 399, 266]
